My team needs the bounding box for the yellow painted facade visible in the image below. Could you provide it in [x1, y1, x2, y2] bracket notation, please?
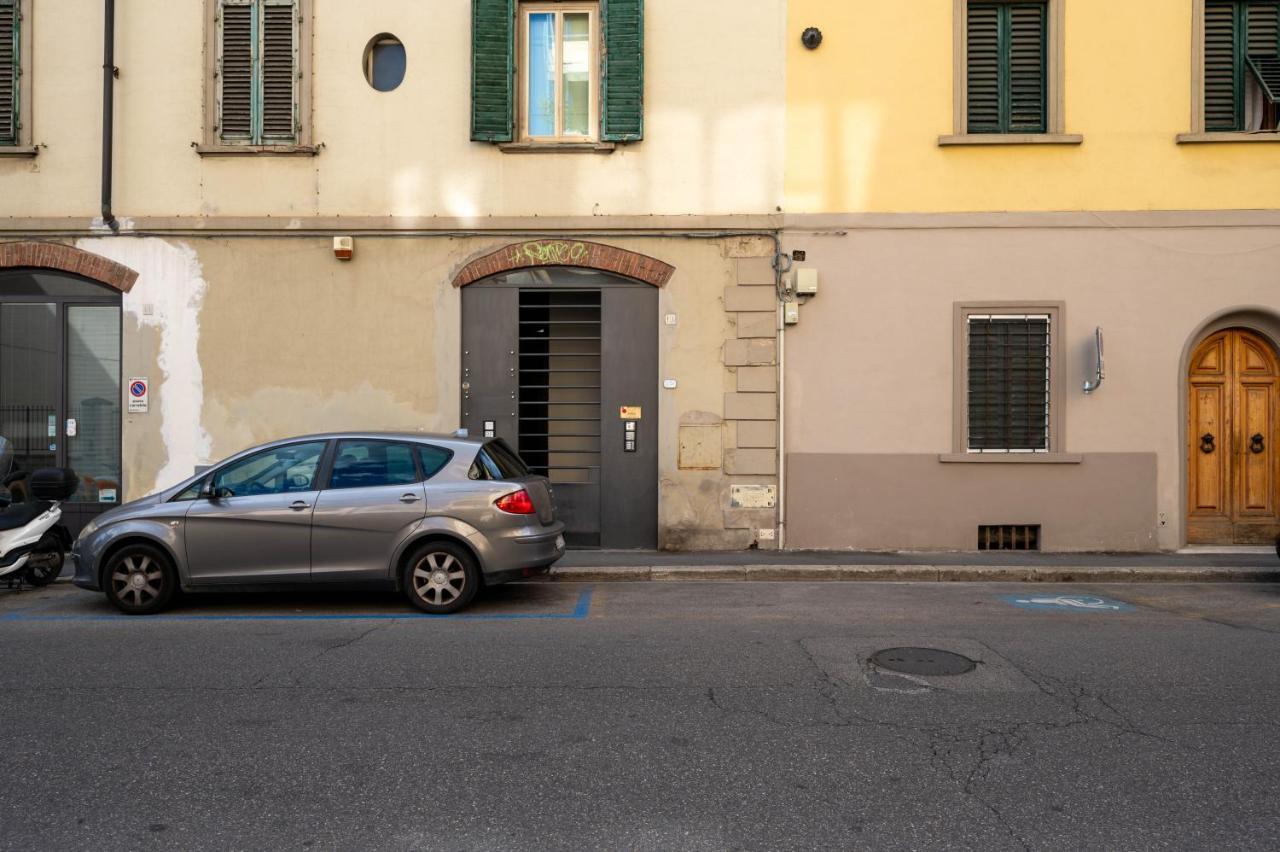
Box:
[786, 0, 1280, 213]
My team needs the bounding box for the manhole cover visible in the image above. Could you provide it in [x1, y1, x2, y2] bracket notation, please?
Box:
[870, 647, 976, 677]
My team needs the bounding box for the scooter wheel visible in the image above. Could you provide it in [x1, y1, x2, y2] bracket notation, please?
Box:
[104, 544, 177, 615]
[23, 545, 63, 587]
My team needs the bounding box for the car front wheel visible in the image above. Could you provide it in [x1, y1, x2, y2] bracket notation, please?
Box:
[402, 541, 479, 615]
[104, 544, 177, 615]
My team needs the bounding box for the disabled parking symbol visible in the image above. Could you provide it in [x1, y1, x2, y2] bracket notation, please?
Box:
[1000, 594, 1135, 613]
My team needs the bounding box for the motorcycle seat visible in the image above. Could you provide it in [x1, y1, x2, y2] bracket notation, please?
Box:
[0, 500, 53, 532]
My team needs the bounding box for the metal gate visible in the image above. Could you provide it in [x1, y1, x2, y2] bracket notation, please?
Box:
[461, 267, 657, 549]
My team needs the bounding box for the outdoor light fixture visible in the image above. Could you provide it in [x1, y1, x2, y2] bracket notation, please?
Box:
[801, 27, 823, 50]
[1083, 326, 1105, 394]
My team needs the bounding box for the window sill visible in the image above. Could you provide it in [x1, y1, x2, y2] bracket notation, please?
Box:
[0, 146, 39, 159]
[1176, 131, 1280, 144]
[938, 133, 1083, 147]
[939, 453, 1083, 464]
[497, 142, 616, 154]
[194, 144, 319, 157]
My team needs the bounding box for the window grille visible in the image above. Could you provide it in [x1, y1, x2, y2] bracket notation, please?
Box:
[967, 314, 1051, 452]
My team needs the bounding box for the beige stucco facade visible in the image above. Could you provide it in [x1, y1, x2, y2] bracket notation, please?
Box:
[0, 0, 787, 550]
[0, 0, 784, 220]
[54, 232, 779, 551]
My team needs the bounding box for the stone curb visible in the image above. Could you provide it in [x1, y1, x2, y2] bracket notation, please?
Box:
[549, 564, 1280, 583]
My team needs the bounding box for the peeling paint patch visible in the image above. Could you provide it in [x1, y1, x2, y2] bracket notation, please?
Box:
[76, 237, 211, 492]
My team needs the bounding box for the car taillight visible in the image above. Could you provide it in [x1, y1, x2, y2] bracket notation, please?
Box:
[495, 489, 536, 515]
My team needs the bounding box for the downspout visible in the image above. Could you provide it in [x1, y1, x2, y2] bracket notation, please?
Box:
[100, 0, 119, 233]
[777, 299, 787, 549]
[774, 247, 792, 551]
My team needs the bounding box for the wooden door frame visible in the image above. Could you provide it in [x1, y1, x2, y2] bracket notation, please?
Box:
[1183, 319, 1280, 545]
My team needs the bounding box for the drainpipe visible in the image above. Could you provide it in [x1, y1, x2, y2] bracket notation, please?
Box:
[774, 244, 791, 551]
[100, 0, 119, 233]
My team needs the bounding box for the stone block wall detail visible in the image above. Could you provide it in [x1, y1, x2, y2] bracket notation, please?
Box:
[722, 249, 780, 548]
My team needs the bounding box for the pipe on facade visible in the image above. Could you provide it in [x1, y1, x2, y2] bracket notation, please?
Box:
[100, 0, 119, 233]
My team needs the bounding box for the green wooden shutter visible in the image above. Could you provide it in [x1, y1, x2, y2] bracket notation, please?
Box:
[260, 0, 298, 142]
[1245, 2, 1280, 104]
[471, 0, 514, 142]
[967, 4, 1001, 132]
[218, 0, 254, 142]
[601, 0, 644, 142]
[967, 2, 1045, 134]
[0, 0, 20, 146]
[1007, 3, 1046, 132]
[1205, 1, 1241, 130]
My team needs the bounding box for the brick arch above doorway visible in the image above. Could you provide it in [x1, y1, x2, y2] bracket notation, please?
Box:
[0, 241, 139, 293]
[451, 240, 675, 289]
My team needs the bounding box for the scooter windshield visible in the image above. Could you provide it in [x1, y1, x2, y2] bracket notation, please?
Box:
[0, 437, 13, 480]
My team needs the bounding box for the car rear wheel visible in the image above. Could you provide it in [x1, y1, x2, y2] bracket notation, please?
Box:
[402, 541, 479, 615]
[104, 544, 177, 615]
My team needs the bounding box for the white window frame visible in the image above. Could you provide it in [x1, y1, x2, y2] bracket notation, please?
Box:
[518, 1, 599, 143]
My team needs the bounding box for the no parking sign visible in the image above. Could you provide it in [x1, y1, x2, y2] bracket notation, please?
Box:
[128, 377, 149, 413]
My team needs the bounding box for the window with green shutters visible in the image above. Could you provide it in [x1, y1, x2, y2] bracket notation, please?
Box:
[216, 0, 300, 145]
[966, 1, 1048, 134]
[471, 0, 643, 144]
[0, 0, 18, 146]
[1205, 0, 1280, 132]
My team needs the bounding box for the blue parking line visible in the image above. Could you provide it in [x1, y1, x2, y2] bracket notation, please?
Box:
[0, 587, 595, 623]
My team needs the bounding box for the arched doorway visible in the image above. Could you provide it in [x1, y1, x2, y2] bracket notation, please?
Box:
[1187, 327, 1280, 544]
[0, 267, 125, 534]
[460, 265, 658, 549]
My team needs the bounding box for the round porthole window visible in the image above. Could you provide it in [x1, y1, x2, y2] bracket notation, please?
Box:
[364, 34, 406, 92]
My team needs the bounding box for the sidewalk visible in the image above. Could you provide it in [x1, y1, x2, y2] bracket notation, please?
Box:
[550, 549, 1280, 583]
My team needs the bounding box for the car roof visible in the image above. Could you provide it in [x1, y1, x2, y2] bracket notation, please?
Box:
[253, 431, 491, 452]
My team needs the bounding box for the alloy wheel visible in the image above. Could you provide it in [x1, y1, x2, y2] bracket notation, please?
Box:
[111, 554, 165, 607]
[411, 551, 467, 606]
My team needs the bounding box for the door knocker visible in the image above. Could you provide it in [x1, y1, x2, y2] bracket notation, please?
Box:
[1251, 433, 1266, 454]
[1200, 433, 1216, 454]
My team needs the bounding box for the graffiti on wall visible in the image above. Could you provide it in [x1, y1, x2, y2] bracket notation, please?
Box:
[508, 241, 590, 267]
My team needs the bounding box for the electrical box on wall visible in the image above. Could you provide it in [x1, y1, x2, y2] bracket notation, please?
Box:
[795, 268, 819, 295]
[783, 302, 800, 325]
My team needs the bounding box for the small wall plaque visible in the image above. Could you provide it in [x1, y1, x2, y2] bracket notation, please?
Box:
[730, 484, 777, 509]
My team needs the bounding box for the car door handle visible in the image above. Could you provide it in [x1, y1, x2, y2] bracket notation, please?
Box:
[290, 500, 311, 511]
[399, 493, 421, 504]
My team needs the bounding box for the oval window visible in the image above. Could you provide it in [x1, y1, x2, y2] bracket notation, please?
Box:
[364, 34, 406, 92]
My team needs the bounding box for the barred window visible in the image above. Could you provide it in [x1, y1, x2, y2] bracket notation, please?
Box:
[966, 314, 1051, 452]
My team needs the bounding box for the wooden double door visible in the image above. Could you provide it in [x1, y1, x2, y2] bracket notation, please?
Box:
[1187, 328, 1280, 544]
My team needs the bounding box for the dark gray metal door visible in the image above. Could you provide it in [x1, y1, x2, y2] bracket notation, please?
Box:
[600, 286, 659, 549]
[461, 268, 657, 549]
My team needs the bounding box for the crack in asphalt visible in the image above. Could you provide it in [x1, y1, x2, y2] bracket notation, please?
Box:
[701, 638, 1200, 850]
[249, 624, 389, 688]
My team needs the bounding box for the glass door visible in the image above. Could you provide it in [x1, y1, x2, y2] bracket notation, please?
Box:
[65, 305, 122, 504]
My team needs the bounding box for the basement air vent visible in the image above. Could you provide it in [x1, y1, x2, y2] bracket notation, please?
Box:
[978, 525, 1040, 551]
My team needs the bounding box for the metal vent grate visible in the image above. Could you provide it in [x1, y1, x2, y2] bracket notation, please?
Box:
[978, 525, 1040, 551]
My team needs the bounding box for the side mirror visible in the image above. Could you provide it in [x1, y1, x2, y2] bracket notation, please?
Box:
[200, 480, 233, 500]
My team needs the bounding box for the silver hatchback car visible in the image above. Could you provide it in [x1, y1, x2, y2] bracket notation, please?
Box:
[72, 433, 565, 615]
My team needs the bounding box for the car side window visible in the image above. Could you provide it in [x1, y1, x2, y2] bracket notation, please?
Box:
[173, 480, 205, 501]
[416, 444, 454, 480]
[330, 440, 419, 490]
[212, 442, 326, 498]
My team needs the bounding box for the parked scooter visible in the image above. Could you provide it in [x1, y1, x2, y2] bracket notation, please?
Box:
[0, 438, 76, 588]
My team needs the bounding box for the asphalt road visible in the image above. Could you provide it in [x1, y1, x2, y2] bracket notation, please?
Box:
[2, 580, 1279, 850]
